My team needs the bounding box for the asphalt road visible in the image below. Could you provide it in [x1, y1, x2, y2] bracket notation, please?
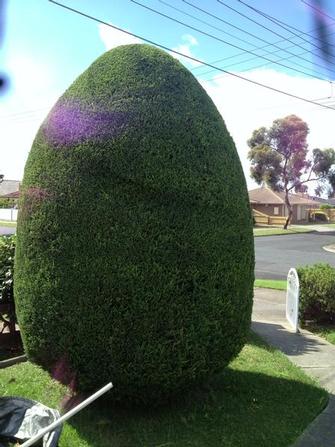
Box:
[255, 232, 335, 280]
[0, 226, 16, 236]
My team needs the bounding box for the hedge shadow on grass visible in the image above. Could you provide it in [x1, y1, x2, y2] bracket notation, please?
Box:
[252, 321, 329, 356]
[65, 367, 327, 447]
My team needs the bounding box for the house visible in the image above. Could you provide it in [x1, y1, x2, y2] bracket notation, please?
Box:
[0, 180, 21, 198]
[248, 185, 322, 224]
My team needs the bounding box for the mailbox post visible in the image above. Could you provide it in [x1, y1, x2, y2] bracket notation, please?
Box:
[286, 268, 299, 332]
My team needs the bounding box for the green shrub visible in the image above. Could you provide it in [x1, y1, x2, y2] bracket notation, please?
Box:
[0, 235, 16, 333]
[297, 263, 335, 323]
[320, 204, 335, 210]
[0, 198, 16, 209]
[15, 44, 254, 404]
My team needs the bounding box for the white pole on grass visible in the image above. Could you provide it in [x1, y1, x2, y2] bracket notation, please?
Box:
[21, 382, 113, 447]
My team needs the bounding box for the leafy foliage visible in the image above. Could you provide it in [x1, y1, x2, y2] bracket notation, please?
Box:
[15, 44, 254, 405]
[320, 204, 335, 210]
[297, 263, 335, 323]
[248, 115, 310, 192]
[0, 198, 17, 209]
[0, 235, 16, 333]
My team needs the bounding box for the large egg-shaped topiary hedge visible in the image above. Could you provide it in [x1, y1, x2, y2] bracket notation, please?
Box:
[15, 44, 254, 404]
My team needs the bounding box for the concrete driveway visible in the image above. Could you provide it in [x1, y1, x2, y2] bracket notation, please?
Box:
[0, 226, 16, 236]
[255, 231, 335, 280]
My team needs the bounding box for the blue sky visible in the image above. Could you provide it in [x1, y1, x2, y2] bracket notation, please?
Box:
[1, 0, 335, 188]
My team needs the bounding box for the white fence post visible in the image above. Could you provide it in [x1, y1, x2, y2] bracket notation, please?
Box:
[0, 208, 18, 221]
[286, 268, 299, 332]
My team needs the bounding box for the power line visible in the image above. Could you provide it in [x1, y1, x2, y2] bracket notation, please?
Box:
[157, 0, 335, 79]
[0, 107, 49, 120]
[181, 0, 335, 77]
[236, 0, 335, 53]
[131, 0, 332, 81]
[158, 0, 261, 49]
[216, 0, 334, 68]
[301, 0, 335, 22]
[48, 0, 335, 112]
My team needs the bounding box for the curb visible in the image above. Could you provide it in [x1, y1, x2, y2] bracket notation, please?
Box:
[292, 395, 335, 447]
[323, 245, 335, 254]
[0, 354, 27, 369]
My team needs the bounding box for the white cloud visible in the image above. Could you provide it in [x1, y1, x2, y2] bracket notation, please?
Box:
[0, 56, 59, 180]
[199, 69, 335, 190]
[98, 23, 141, 50]
[170, 34, 201, 68]
[182, 34, 198, 46]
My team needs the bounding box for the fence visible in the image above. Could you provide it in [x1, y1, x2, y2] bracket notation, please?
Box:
[0, 208, 18, 221]
[253, 209, 286, 226]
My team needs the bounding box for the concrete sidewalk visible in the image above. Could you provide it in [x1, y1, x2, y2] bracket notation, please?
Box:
[252, 288, 335, 447]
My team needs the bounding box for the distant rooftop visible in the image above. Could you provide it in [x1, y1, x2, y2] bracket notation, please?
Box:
[248, 185, 323, 206]
[0, 180, 21, 198]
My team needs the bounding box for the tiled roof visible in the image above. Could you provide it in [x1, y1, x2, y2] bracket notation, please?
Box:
[248, 186, 322, 206]
[249, 187, 283, 204]
[0, 180, 21, 198]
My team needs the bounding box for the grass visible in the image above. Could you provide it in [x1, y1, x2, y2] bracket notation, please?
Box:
[254, 279, 287, 291]
[302, 323, 335, 346]
[322, 223, 335, 229]
[253, 226, 314, 237]
[0, 220, 16, 227]
[0, 332, 327, 447]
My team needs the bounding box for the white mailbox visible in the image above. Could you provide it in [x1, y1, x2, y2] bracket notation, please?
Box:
[286, 268, 299, 332]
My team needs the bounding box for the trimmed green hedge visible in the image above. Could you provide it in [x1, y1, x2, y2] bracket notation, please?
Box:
[297, 263, 335, 323]
[15, 44, 254, 404]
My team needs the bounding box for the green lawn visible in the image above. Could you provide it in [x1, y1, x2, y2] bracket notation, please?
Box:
[0, 220, 17, 227]
[253, 226, 314, 237]
[322, 223, 335, 229]
[0, 333, 327, 447]
[254, 279, 287, 291]
[302, 323, 335, 346]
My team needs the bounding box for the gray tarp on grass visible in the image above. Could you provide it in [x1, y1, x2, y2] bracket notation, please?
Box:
[0, 397, 62, 446]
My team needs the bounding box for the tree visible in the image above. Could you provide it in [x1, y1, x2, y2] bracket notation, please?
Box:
[15, 44, 254, 405]
[248, 115, 335, 229]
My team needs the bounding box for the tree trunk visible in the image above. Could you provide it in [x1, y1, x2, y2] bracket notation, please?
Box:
[283, 188, 293, 229]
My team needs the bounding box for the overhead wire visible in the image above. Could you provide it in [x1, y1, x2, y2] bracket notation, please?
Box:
[216, 0, 335, 67]
[131, 0, 332, 81]
[158, 0, 334, 79]
[181, 0, 335, 77]
[236, 0, 335, 53]
[158, 0, 262, 49]
[184, 0, 335, 72]
[301, 0, 335, 22]
[48, 0, 335, 112]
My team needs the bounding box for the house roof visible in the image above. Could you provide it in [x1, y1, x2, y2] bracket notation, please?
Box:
[309, 196, 335, 205]
[248, 186, 322, 206]
[0, 180, 21, 198]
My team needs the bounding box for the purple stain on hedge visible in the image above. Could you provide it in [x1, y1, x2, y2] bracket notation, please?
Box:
[52, 355, 77, 392]
[44, 101, 131, 147]
[21, 187, 52, 217]
[25, 187, 51, 201]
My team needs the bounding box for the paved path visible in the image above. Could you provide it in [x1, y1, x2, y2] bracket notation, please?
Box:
[0, 226, 16, 236]
[255, 232, 335, 280]
[253, 288, 335, 447]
